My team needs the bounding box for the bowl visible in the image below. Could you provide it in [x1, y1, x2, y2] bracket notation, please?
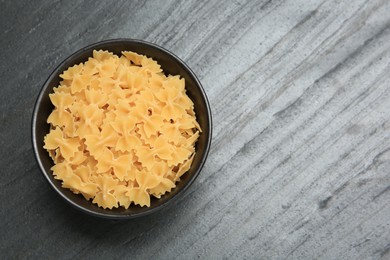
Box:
[32, 39, 212, 219]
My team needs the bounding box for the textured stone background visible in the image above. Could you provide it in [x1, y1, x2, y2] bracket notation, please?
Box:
[1, 0, 390, 259]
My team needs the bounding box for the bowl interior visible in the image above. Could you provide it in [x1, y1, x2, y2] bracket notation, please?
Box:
[32, 39, 211, 218]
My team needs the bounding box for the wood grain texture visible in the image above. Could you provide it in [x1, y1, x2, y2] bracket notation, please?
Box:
[1, 0, 390, 259]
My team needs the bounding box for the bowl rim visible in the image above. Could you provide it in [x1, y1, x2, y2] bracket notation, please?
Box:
[31, 38, 212, 219]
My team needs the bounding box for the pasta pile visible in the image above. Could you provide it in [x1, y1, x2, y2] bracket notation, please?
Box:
[43, 50, 201, 209]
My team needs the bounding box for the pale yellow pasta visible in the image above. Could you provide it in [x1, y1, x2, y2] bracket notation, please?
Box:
[43, 50, 201, 209]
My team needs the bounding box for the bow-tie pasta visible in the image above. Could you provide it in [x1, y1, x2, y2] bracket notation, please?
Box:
[43, 50, 201, 209]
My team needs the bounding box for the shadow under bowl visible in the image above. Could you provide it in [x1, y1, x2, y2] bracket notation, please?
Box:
[32, 39, 212, 219]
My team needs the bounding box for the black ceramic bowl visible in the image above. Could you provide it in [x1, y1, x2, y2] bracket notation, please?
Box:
[32, 39, 212, 219]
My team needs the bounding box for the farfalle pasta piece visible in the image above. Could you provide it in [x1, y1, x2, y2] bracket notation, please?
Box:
[62, 173, 98, 201]
[53, 83, 71, 94]
[175, 153, 195, 181]
[150, 160, 170, 177]
[72, 103, 104, 136]
[135, 146, 158, 171]
[47, 110, 73, 132]
[51, 161, 73, 181]
[110, 116, 142, 152]
[122, 51, 143, 65]
[141, 114, 164, 138]
[148, 74, 164, 92]
[74, 165, 98, 200]
[127, 170, 160, 207]
[84, 88, 108, 108]
[51, 162, 98, 200]
[176, 94, 194, 111]
[123, 71, 148, 92]
[47, 92, 74, 128]
[113, 98, 134, 117]
[84, 124, 119, 158]
[149, 177, 176, 199]
[168, 146, 193, 167]
[44, 127, 80, 161]
[107, 87, 127, 108]
[93, 50, 114, 62]
[98, 77, 118, 93]
[141, 56, 162, 74]
[110, 116, 136, 135]
[70, 74, 91, 94]
[74, 164, 93, 183]
[95, 148, 133, 181]
[149, 161, 176, 198]
[97, 57, 118, 78]
[113, 184, 132, 209]
[136, 136, 173, 170]
[131, 100, 164, 137]
[177, 113, 201, 131]
[44, 50, 201, 209]
[160, 122, 182, 144]
[92, 174, 119, 209]
[183, 130, 200, 147]
[83, 57, 100, 75]
[148, 161, 176, 198]
[154, 82, 186, 120]
[135, 123, 158, 146]
[59, 63, 83, 80]
[49, 92, 74, 111]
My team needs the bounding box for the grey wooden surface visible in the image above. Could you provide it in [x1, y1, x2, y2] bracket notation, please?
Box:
[1, 0, 390, 259]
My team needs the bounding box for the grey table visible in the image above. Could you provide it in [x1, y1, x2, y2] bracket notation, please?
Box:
[1, 0, 390, 259]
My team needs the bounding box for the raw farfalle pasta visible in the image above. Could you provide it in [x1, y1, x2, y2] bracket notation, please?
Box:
[43, 50, 201, 209]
